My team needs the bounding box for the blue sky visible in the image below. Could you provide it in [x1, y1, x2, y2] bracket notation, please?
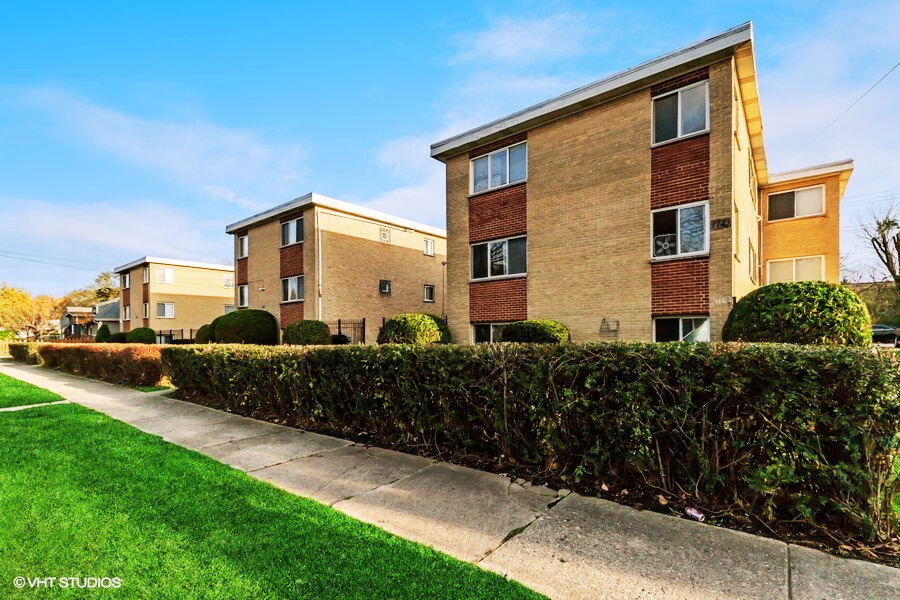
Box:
[1, 1, 898, 295]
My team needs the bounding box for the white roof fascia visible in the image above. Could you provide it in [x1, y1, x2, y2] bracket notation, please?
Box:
[767, 159, 854, 184]
[430, 22, 752, 159]
[113, 257, 234, 274]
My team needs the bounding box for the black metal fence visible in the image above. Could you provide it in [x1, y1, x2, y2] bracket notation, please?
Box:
[156, 329, 196, 344]
[325, 319, 365, 344]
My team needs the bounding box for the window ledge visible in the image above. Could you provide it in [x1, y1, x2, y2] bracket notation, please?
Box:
[280, 300, 304, 305]
[469, 273, 527, 283]
[649, 253, 709, 263]
[468, 179, 527, 199]
[651, 129, 709, 149]
[766, 212, 826, 224]
[279, 241, 305, 249]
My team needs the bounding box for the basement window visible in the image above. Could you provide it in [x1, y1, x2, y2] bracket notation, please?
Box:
[473, 323, 508, 343]
[652, 81, 709, 145]
[653, 317, 709, 342]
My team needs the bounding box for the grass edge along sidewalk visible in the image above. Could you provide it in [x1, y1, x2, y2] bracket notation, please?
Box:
[0, 372, 65, 409]
[0, 397, 542, 598]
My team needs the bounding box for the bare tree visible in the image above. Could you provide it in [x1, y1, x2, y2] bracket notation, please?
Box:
[861, 206, 900, 291]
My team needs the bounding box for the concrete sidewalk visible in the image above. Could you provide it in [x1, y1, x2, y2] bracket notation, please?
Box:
[1, 360, 897, 600]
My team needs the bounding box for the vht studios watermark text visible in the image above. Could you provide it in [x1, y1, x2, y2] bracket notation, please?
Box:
[13, 576, 122, 589]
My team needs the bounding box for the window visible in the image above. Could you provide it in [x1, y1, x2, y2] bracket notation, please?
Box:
[238, 284, 248, 308]
[223, 274, 234, 288]
[423, 284, 435, 303]
[379, 279, 391, 294]
[281, 218, 304, 246]
[224, 305, 235, 314]
[653, 317, 710, 342]
[142, 267, 149, 284]
[121, 273, 130, 289]
[424, 238, 434, 256]
[652, 81, 709, 145]
[156, 302, 174, 319]
[767, 256, 823, 284]
[281, 276, 304, 303]
[471, 141, 527, 194]
[651, 202, 708, 259]
[238, 235, 248, 258]
[379, 227, 391, 244]
[156, 267, 174, 284]
[767, 186, 824, 221]
[749, 241, 758, 283]
[142, 303, 149, 319]
[473, 323, 508, 343]
[123, 306, 131, 321]
[471, 236, 526, 279]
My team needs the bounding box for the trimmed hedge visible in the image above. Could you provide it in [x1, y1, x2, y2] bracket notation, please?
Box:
[194, 324, 213, 344]
[426, 314, 451, 344]
[95, 323, 111, 343]
[283, 320, 331, 346]
[723, 281, 872, 346]
[126, 327, 156, 344]
[377, 314, 445, 344]
[162, 342, 900, 544]
[213, 309, 278, 345]
[500, 319, 570, 343]
[9, 342, 43, 364]
[110, 332, 128, 343]
[37, 343, 164, 386]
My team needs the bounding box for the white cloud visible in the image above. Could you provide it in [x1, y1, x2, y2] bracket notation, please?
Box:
[11, 87, 309, 209]
[451, 13, 601, 65]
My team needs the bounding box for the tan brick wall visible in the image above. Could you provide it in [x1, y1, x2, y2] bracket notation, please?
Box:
[317, 207, 446, 343]
[761, 174, 841, 283]
[446, 155, 472, 343]
[237, 219, 284, 321]
[145, 262, 234, 332]
[527, 84, 653, 342]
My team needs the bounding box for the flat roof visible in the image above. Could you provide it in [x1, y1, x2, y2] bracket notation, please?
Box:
[766, 159, 854, 199]
[113, 256, 234, 274]
[224, 192, 447, 238]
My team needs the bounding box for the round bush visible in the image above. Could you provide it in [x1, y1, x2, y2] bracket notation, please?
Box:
[213, 309, 279, 345]
[377, 314, 443, 344]
[95, 323, 111, 343]
[283, 320, 331, 345]
[109, 332, 128, 343]
[126, 327, 156, 344]
[194, 324, 213, 344]
[722, 281, 872, 346]
[425, 314, 451, 344]
[500, 319, 570, 343]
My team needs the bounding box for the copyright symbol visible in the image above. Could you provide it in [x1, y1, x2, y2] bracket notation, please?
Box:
[13, 577, 25, 588]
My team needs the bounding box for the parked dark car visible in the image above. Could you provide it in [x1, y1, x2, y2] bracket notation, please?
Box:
[871, 324, 898, 346]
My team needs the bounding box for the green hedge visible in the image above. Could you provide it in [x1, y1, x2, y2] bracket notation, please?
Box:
[213, 309, 278, 345]
[95, 323, 111, 343]
[162, 342, 900, 544]
[500, 319, 570, 343]
[37, 343, 164, 386]
[377, 314, 445, 344]
[723, 281, 872, 346]
[126, 327, 156, 344]
[109, 332, 128, 343]
[283, 320, 331, 345]
[194, 324, 213, 344]
[9, 342, 44, 364]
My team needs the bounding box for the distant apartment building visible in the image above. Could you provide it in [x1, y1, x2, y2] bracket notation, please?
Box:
[114, 257, 235, 340]
[430, 22, 852, 343]
[225, 193, 447, 343]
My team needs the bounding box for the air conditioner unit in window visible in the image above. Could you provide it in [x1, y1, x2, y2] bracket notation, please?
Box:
[379, 280, 391, 294]
[654, 234, 677, 256]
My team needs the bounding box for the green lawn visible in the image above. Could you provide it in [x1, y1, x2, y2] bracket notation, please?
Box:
[0, 402, 542, 599]
[0, 372, 64, 409]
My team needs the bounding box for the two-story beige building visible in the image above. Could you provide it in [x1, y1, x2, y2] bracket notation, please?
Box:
[114, 257, 235, 341]
[430, 22, 852, 344]
[225, 193, 447, 343]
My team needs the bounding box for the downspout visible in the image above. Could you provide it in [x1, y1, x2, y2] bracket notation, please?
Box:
[316, 208, 323, 320]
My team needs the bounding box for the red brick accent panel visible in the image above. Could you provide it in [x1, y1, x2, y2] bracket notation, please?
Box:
[651, 257, 710, 315]
[468, 132, 527, 159]
[651, 134, 709, 209]
[651, 67, 709, 97]
[123, 321, 130, 333]
[122, 288, 130, 307]
[143, 318, 149, 328]
[142, 282, 149, 303]
[280, 243, 304, 277]
[469, 278, 527, 323]
[469, 183, 527, 243]
[237, 257, 248, 285]
[280, 302, 304, 328]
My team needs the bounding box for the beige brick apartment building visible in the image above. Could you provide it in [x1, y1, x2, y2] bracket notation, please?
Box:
[225, 193, 447, 343]
[430, 22, 852, 343]
[114, 257, 235, 341]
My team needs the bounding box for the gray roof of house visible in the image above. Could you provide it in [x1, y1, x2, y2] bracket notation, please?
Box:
[93, 299, 121, 321]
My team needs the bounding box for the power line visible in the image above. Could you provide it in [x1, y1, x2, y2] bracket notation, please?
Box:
[0, 249, 112, 268]
[0, 252, 98, 272]
[794, 58, 900, 156]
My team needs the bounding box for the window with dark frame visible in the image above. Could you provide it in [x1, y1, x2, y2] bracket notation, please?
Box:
[379, 279, 391, 294]
[651, 203, 708, 258]
[471, 142, 527, 194]
[652, 81, 709, 144]
[473, 323, 507, 343]
[281, 218, 304, 246]
[471, 236, 526, 279]
[423, 284, 435, 302]
[281, 276, 304, 302]
[653, 317, 709, 342]
[767, 187, 824, 222]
